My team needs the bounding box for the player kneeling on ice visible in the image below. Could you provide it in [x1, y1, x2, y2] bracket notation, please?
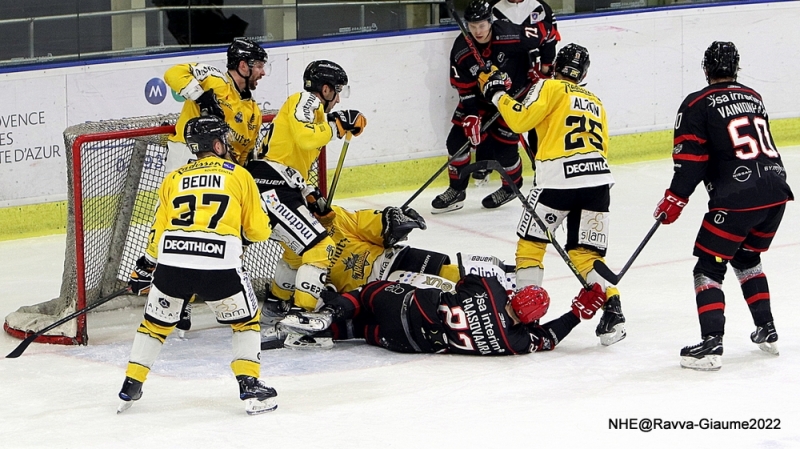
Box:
[119, 116, 277, 415]
[281, 274, 606, 355]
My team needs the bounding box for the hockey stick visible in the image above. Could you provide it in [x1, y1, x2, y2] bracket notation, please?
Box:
[326, 131, 352, 206]
[6, 287, 130, 358]
[445, 0, 490, 72]
[592, 219, 662, 285]
[461, 160, 591, 289]
[401, 85, 530, 209]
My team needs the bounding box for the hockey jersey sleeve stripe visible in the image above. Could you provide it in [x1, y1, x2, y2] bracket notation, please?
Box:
[411, 291, 435, 324]
[480, 277, 517, 355]
[673, 153, 709, 162]
[697, 303, 725, 314]
[701, 220, 745, 242]
[364, 281, 391, 310]
[456, 52, 473, 65]
[452, 79, 477, 90]
[674, 134, 707, 145]
[341, 291, 362, 317]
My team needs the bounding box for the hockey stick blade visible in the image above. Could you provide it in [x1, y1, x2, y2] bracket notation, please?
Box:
[592, 260, 622, 285]
[592, 219, 662, 285]
[463, 161, 591, 290]
[6, 287, 129, 358]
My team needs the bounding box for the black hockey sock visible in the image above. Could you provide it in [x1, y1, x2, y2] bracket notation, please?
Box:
[740, 274, 773, 327]
[696, 287, 726, 337]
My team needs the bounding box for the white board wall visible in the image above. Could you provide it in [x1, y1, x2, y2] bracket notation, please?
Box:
[0, 1, 798, 206]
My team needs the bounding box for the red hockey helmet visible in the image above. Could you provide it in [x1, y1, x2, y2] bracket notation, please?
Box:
[510, 285, 550, 324]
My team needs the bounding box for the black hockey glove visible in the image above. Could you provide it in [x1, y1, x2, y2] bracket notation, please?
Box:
[304, 187, 335, 226]
[196, 88, 225, 120]
[327, 110, 367, 138]
[479, 70, 512, 102]
[382, 206, 427, 248]
[304, 187, 329, 215]
[128, 255, 156, 295]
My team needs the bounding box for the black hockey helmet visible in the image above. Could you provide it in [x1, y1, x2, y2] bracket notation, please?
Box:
[464, 0, 493, 23]
[555, 43, 590, 83]
[226, 37, 268, 70]
[702, 41, 739, 81]
[303, 60, 350, 97]
[184, 116, 230, 154]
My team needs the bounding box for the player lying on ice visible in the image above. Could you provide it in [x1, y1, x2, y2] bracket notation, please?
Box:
[279, 273, 607, 355]
[260, 204, 525, 349]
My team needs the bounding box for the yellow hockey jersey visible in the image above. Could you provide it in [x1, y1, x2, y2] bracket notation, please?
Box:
[146, 156, 271, 270]
[497, 79, 614, 189]
[262, 91, 334, 181]
[326, 206, 387, 292]
[165, 63, 262, 166]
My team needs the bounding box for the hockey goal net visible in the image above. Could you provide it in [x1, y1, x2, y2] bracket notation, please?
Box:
[3, 112, 326, 346]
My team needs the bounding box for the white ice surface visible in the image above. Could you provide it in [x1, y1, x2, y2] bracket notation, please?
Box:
[2, 150, 799, 448]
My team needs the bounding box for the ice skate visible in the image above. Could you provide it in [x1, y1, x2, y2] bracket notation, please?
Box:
[279, 309, 334, 335]
[481, 187, 515, 209]
[680, 335, 723, 371]
[595, 295, 626, 346]
[117, 377, 143, 414]
[431, 187, 466, 214]
[751, 321, 779, 355]
[237, 375, 277, 415]
[283, 330, 334, 350]
[176, 303, 192, 339]
[260, 298, 290, 350]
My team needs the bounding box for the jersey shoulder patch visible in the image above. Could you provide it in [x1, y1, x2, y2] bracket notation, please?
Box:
[293, 92, 322, 124]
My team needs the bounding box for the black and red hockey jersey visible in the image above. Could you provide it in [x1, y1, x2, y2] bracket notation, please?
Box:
[449, 19, 550, 124]
[332, 275, 579, 355]
[670, 82, 793, 211]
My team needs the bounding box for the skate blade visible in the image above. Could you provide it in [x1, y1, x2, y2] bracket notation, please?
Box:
[430, 202, 464, 215]
[176, 329, 188, 340]
[117, 400, 134, 414]
[245, 397, 278, 415]
[599, 324, 626, 346]
[474, 177, 489, 188]
[284, 333, 333, 350]
[261, 339, 285, 350]
[757, 341, 779, 356]
[680, 355, 722, 371]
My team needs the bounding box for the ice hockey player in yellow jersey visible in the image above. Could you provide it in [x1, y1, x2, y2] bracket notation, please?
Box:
[246, 60, 367, 327]
[118, 116, 277, 415]
[478, 43, 626, 346]
[164, 37, 269, 171]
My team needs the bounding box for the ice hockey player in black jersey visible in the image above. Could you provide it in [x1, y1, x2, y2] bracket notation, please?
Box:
[281, 274, 607, 355]
[654, 41, 793, 371]
[432, 0, 554, 214]
[492, 0, 560, 81]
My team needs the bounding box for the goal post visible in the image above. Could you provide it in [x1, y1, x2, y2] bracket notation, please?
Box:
[3, 111, 325, 346]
